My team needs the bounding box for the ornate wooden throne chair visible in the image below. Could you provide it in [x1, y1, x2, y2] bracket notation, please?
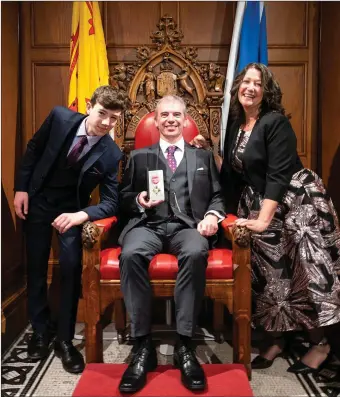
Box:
[81, 15, 252, 378]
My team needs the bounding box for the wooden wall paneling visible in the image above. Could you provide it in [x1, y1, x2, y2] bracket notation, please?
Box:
[32, 1, 72, 48]
[320, 2, 340, 214]
[106, 2, 161, 47]
[306, 2, 319, 171]
[160, 1, 178, 21]
[269, 64, 306, 161]
[20, 3, 34, 148]
[1, 1, 28, 351]
[179, 2, 233, 47]
[268, 2, 319, 169]
[33, 63, 69, 128]
[266, 2, 307, 47]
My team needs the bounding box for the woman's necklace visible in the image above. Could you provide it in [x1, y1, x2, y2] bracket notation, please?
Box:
[242, 117, 258, 131]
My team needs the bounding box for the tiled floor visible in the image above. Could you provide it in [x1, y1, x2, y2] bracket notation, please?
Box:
[2, 324, 339, 396]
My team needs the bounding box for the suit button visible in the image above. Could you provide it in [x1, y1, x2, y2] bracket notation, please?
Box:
[41, 174, 45, 179]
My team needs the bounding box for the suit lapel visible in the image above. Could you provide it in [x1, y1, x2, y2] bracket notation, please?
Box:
[51, 117, 84, 161]
[147, 144, 160, 171]
[78, 136, 108, 186]
[185, 143, 197, 196]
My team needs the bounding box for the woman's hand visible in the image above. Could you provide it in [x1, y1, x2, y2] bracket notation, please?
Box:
[235, 218, 270, 233]
[190, 134, 209, 149]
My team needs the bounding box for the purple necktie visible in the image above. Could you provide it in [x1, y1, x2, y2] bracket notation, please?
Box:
[67, 136, 88, 165]
[166, 145, 177, 172]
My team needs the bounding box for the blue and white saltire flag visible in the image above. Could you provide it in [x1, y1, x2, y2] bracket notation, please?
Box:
[237, 1, 268, 73]
[220, 1, 268, 154]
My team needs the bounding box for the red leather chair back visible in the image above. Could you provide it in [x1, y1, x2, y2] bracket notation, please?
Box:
[134, 111, 199, 149]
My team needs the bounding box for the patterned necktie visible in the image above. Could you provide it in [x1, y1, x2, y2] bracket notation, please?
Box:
[67, 135, 88, 165]
[166, 145, 177, 172]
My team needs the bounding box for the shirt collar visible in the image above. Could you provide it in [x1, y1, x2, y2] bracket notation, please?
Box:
[159, 137, 185, 154]
[76, 117, 102, 147]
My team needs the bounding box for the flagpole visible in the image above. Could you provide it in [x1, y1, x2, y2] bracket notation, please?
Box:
[220, 1, 246, 155]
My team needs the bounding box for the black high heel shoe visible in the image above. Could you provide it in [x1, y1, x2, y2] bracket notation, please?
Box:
[252, 336, 290, 370]
[287, 339, 331, 375]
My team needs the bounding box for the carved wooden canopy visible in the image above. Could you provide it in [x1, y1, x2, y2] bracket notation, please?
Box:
[109, 14, 225, 155]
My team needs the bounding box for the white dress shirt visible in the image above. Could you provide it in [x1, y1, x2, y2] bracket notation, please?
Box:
[67, 117, 102, 160]
[159, 137, 185, 167]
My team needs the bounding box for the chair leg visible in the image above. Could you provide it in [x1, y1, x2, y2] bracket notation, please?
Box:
[114, 299, 126, 344]
[85, 323, 103, 363]
[233, 264, 252, 379]
[233, 310, 251, 378]
[213, 300, 225, 343]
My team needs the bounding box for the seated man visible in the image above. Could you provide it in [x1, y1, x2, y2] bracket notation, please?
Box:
[118, 95, 225, 393]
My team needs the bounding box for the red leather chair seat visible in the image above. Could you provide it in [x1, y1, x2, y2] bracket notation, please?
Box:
[100, 248, 233, 280]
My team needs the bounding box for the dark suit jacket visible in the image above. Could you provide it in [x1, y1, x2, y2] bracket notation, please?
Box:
[118, 142, 225, 243]
[221, 111, 304, 214]
[15, 106, 123, 221]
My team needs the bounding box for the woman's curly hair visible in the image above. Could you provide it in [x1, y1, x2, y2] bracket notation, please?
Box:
[229, 63, 288, 123]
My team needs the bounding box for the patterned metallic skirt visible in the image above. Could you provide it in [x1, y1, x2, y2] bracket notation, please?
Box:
[238, 168, 340, 332]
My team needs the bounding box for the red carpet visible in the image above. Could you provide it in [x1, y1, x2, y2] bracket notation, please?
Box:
[73, 364, 253, 396]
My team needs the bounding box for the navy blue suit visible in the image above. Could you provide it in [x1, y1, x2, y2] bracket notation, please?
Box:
[15, 106, 122, 340]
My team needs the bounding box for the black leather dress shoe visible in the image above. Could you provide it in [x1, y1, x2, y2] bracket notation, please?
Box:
[27, 332, 51, 360]
[54, 340, 85, 374]
[119, 339, 157, 393]
[174, 341, 206, 391]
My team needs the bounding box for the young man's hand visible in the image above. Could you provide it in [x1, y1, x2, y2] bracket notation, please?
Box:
[14, 191, 29, 220]
[197, 214, 219, 237]
[52, 211, 89, 234]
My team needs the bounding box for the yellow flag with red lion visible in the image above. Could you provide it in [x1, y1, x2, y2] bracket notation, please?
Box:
[68, 1, 109, 114]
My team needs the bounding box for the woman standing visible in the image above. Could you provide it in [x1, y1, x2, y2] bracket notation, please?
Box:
[192, 63, 340, 373]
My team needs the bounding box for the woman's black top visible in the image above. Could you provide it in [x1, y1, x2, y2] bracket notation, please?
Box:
[221, 111, 304, 214]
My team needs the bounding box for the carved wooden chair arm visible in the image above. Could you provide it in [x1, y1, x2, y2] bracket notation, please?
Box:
[81, 216, 118, 333]
[82, 216, 118, 250]
[221, 215, 251, 249]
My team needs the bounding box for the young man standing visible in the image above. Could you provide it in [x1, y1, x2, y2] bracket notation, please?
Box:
[14, 86, 130, 374]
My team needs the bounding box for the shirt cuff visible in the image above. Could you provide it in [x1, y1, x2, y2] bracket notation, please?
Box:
[204, 210, 225, 223]
[136, 194, 145, 213]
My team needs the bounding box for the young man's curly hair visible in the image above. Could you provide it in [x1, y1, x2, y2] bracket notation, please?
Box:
[90, 85, 132, 111]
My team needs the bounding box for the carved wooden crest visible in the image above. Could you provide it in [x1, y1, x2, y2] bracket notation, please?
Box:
[109, 14, 225, 155]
